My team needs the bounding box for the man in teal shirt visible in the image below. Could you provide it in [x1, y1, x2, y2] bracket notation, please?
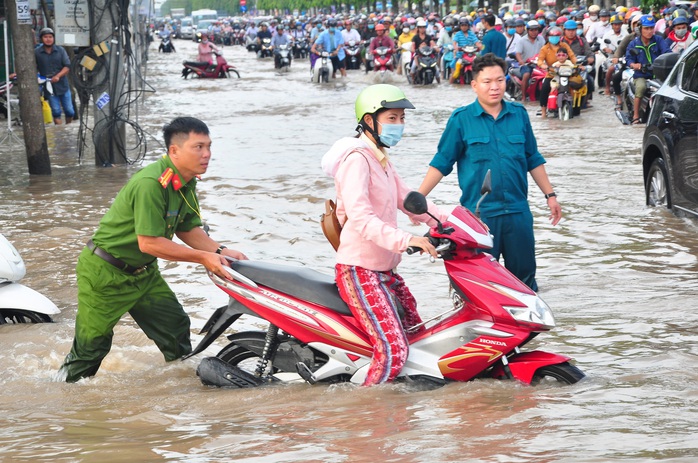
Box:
[59, 117, 247, 382]
[419, 53, 561, 292]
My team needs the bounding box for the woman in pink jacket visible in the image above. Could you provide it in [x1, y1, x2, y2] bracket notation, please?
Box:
[321, 84, 448, 386]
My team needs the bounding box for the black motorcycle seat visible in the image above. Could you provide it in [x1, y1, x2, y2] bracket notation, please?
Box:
[231, 260, 351, 315]
[183, 61, 210, 67]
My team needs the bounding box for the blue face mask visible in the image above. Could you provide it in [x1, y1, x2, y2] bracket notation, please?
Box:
[368, 24, 375, 29]
[316, 24, 321, 29]
[378, 122, 404, 147]
[329, 27, 336, 32]
[549, 36, 560, 45]
[446, 26, 453, 32]
[538, 19, 545, 26]
[576, 28, 583, 36]
[507, 28, 516, 35]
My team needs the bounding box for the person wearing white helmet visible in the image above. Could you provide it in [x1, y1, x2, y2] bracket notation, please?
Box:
[583, 5, 601, 35]
[513, 20, 545, 101]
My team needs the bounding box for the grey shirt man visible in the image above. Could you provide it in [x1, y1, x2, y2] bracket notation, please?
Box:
[35, 45, 71, 95]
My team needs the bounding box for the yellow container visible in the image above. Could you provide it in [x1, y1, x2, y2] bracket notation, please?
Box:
[41, 97, 53, 124]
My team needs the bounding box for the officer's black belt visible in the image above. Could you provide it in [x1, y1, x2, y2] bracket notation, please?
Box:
[86, 239, 151, 275]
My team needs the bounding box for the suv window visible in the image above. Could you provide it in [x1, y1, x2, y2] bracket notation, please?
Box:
[680, 49, 698, 94]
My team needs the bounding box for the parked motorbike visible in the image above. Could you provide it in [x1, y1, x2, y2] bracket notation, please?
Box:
[507, 55, 545, 101]
[372, 46, 394, 82]
[259, 37, 273, 58]
[187, 173, 585, 389]
[158, 35, 175, 53]
[292, 38, 309, 59]
[311, 51, 333, 83]
[412, 46, 439, 85]
[274, 44, 292, 72]
[0, 233, 59, 324]
[0, 75, 19, 121]
[181, 50, 240, 79]
[345, 40, 363, 70]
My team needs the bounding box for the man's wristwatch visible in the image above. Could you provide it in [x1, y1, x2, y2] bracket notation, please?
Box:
[544, 192, 557, 199]
[215, 245, 227, 254]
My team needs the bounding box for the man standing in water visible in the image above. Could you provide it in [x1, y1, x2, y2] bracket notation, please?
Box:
[58, 117, 247, 382]
[34, 28, 75, 125]
[419, 53, 561, 292]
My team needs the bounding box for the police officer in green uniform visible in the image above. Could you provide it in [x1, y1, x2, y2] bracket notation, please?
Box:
[59, 117, 247, 383]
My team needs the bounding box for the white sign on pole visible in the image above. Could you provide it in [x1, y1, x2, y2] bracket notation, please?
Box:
[55, 0, 91, 46]
[16, 0, 32, 25]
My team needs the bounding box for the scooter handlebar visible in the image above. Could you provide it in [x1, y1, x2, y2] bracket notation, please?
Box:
[406, 234, 443, 255]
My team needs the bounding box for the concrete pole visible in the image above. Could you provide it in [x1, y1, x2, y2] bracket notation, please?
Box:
[6, 0, 51, 175]
[92, 0, 127, 166]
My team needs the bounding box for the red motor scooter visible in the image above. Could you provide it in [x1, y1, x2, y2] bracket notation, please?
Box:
[372, 46, 394, 82]
[507, 55, 545, 102]
[453, 44, 479, 85]
[181, 50, 240, 79]
[187, 172, 584, 389]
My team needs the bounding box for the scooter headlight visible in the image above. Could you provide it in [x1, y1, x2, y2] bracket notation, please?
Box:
[492, 284, 556, 329]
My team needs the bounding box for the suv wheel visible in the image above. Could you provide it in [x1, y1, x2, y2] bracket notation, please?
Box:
[646, 158, 671, 208]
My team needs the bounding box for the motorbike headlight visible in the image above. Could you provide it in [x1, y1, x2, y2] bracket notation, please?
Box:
[491, 284, 556, 329]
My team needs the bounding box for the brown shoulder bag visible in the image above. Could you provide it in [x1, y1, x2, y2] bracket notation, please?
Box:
[320, 199, 342, 251]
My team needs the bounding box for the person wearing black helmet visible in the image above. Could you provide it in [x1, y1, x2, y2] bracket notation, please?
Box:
[34, 27, 75, 125]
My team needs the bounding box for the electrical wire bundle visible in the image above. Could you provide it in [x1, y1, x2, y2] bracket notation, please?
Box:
[70, 0, 158, 166]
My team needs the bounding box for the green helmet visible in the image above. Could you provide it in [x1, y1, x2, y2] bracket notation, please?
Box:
[692, 24, 698, 41]
[354, 84, 415, 123]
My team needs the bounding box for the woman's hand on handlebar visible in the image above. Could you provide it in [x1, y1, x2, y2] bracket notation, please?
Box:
[407, 236, 438, 258]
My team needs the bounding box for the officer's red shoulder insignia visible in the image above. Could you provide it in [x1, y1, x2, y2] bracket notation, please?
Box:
[171, 174, 183, 191]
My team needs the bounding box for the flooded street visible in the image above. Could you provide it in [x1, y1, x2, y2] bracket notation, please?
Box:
[1, 38, 697, 462]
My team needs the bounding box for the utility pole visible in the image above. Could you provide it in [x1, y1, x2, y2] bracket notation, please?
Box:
[6, 0, 51, 175]
[92, 0, 126, 166]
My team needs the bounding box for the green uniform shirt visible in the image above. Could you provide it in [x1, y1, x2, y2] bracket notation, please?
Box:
[91, 156, 202, 267]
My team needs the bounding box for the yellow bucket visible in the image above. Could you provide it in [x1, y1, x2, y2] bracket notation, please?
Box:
[41, 97, 53, 124]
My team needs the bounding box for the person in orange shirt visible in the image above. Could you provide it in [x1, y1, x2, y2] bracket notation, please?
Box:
[537, 27, 576, 118]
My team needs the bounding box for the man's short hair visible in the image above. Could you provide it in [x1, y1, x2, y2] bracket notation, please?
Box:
[472, 53, 507, 79]
[163, 117, 209, 148]
[484, 15, 496, 27]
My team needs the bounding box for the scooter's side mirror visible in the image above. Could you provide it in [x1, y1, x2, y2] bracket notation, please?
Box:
[404, 191, 429, 215]
[475, 170, 492, 218]
[480, 169, 492, 196]
[604, 38, 611, 44]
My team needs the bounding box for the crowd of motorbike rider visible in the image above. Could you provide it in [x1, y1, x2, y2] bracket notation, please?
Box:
[178, 1, 697, 121]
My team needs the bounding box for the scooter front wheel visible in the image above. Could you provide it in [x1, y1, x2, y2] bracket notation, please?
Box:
[531, 362, 585, 385]
[0, 309, 52, 324]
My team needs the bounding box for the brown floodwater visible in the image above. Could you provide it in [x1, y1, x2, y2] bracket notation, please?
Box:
[1, 38, 697, 462]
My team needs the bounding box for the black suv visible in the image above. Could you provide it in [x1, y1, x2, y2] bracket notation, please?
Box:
[642, 40, 698, 217]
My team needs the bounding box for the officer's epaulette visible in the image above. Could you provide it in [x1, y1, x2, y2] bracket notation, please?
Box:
[158, 167, 183, 191]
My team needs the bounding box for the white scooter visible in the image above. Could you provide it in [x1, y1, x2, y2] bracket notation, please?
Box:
[311, 51, 334, 83]
[399, 41, 413, 77]
[0, 233, 59, 324]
